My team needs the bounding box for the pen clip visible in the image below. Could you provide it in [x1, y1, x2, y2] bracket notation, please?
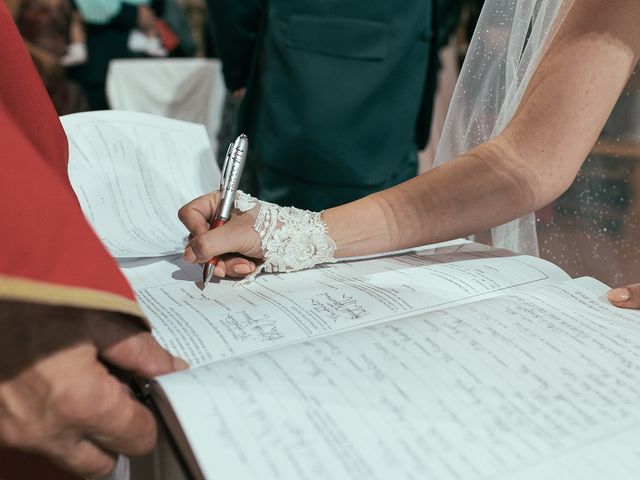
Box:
[225, 135, 248, 194]
[219, 142, 234, 192]
[216, 135, 248, 221]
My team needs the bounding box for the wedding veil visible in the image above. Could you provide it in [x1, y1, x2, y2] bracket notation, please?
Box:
[434, 0, 576, 255]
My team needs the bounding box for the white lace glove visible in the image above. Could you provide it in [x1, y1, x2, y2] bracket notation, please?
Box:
[234, 191, 337, 280]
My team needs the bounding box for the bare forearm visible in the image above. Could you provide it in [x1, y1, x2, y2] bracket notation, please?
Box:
[326, 0, 640, 258]
[324, 140, 546, 257]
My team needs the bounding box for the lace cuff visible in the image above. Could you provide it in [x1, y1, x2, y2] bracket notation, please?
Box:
[234, 191, 337, 280]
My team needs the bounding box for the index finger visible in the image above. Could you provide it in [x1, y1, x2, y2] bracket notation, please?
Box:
[91, 315, 189, 378]
[84, 373, 159, 457]
[178, 191, 220, 237]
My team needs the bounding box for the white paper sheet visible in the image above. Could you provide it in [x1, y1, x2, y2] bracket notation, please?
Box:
[157, 277, 640, 480]
[63, 111, 219, 258]
[120, 243, 571, 367]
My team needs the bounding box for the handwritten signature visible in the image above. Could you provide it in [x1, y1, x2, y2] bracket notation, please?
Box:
[310, 293, 369, 321]
[221, 311, 284, 342]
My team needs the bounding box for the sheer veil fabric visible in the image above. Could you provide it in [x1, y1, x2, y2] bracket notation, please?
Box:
[434, 0, 576, 255]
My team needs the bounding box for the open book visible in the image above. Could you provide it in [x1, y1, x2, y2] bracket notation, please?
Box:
[64, 111, 640, 480]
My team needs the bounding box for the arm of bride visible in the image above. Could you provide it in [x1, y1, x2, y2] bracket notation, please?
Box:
[179, 0, 640, 272]
[327, 0, 640, 258]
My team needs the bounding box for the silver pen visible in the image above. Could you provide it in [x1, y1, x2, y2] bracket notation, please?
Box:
[202, 134, 249, 286]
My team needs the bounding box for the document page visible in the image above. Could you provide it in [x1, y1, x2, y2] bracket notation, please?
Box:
[121, 243, 570, 367]
[63, 111, 219, 257]
[157, 277, 640, 480]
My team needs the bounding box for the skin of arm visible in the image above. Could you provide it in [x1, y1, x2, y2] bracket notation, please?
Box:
[326, 0, 640, 258]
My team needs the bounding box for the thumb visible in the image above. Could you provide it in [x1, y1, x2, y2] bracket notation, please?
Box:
[178, 191, 221, 237]
[92, 316, 189, 377]
[607, 283, 640, 309]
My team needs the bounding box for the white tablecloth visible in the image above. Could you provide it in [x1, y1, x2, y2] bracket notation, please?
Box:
[106, 58, 226, 152]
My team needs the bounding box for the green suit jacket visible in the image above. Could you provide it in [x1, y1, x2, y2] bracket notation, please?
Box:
[208, 0, 460, 210]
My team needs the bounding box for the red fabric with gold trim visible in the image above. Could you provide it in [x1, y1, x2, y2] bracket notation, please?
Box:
[0, 2, 135, 301]
[0, 3, 138, 478]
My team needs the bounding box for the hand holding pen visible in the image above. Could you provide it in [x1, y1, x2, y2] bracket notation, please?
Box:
[201, 134, 249, 286]
[180, 132, 336, 282]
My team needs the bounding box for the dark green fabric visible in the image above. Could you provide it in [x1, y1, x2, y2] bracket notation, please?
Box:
[208, 0, 460, 210]
[258, 150, 417, 211]
[207, 0, 264, 91]
[436, 0, 462, 49]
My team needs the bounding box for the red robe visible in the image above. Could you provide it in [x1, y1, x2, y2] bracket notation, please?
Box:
[0, 3, 145, 477]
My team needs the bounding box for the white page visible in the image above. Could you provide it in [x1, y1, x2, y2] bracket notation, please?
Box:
[338, 237, 471, 262]
[63, 111, 219, 257]
[157, 277, 640, 480]
[117, 239, 471, 290]
[121, 243, 570, 367]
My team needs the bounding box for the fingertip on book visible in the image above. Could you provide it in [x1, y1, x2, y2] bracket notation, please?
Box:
[608, 288, 630, 303]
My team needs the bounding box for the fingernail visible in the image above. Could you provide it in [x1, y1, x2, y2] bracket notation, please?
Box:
[233, 264, 251, 275]
[608, 288, 630, 302]
[214, 266, 225, 277]
[173, 356, 190, 371]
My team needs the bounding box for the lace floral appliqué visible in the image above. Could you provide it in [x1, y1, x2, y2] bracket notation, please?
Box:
[234, 191, 337, 281]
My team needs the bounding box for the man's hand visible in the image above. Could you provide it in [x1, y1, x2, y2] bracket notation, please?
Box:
[0, 302, 187, 479]
[608, 284, 640, 309]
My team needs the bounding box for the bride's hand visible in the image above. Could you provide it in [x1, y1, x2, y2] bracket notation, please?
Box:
[179, 190, 337, 281]
[607, 284, 640, 309]
[178, 191, 262, 278]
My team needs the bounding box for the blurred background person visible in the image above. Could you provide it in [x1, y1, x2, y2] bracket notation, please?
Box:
[6, 0, 87, 115]
[67, 0, 195, 110]
[59, 6, 88, 66]
[207, 0, 462, 210]
[67, 0, 160, 110]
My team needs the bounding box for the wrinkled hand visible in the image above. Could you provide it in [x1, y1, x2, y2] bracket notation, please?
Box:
[608, 284, 640, 309]
[0, 302, 187, 479]
[179, 191, 261, 278]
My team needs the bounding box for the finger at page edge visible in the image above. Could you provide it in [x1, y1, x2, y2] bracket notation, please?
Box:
[84, 377, 158, 457]
[98, 326, 187, 378]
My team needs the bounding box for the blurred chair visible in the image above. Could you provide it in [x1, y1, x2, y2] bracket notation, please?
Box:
[106, 57, 225, 151]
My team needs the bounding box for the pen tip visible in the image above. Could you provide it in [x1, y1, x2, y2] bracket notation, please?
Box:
[202, 265, 214, 287]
